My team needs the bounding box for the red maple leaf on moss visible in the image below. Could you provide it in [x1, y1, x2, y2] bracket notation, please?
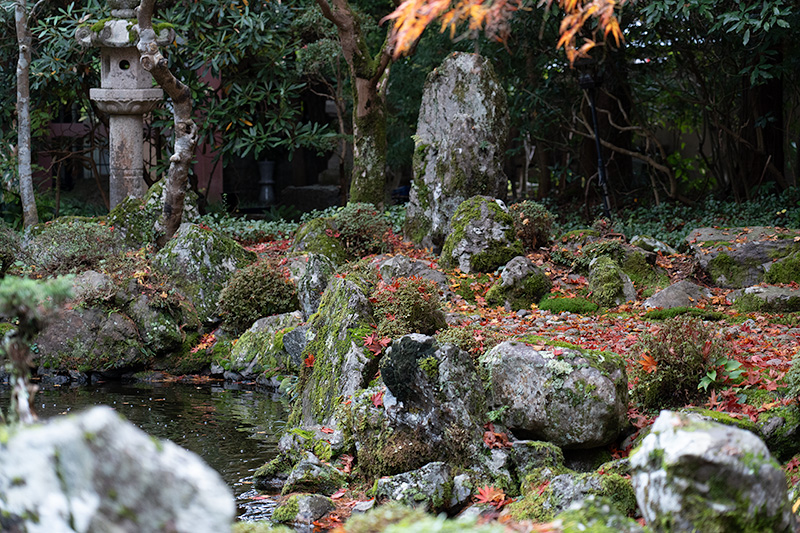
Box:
[304, 354, 315, 368]
[474, 485, 511, 509]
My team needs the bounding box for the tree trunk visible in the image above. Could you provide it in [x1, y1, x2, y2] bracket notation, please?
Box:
[137, 0, 197, 248]
[15, 0, 38, 228]
[316, 0, 398, 208]
[349, 75, 388, 205]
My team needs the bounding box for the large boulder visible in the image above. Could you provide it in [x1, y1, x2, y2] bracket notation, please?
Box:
[479, 340, 628, 448]
[686, 226, 800, 288]
[376, 254, 449, 294]
[373, 462, 454, 512]
[346, 335, 487, 478]
[404, 52, 509, 252]
[730, 285, 800, 313]
[440, 196, 523, 274]
[642, 279, 712, 310]
[631, 410, 795, 532]
[0, 406, 234, 532]
[153, 223, 256, 323]
[34, 306, 150, 377]
[293, 277, 377, 427]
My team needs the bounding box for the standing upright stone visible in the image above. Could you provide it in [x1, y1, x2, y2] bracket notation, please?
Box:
[404, 52, 509, 252]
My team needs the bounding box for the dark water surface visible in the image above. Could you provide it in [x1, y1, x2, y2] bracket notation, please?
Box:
[0, 380, 287, 521]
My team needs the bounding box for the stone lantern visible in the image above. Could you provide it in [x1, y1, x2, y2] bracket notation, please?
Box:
[76, 0, 174, 208]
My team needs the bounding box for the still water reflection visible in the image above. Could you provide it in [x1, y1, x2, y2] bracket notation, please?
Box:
[0, 380, 287, 521]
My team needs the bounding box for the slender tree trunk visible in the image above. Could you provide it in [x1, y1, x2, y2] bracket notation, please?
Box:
[137, 0, 197, 248]
[350, 75, 388, 205]
[316, 0, 399, 208]
[15, 0, 38, 228]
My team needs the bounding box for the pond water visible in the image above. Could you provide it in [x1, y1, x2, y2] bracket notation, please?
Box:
[0, 380, 287, 522]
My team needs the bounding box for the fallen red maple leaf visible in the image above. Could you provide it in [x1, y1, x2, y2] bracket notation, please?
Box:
[320, 426, 334, 434]
[638, 353, 658, 374]
[330, 488, 347, 500]
[474, 485, 507, 508]
[304, 353, 315, 368]
[372, 389, 385, 408]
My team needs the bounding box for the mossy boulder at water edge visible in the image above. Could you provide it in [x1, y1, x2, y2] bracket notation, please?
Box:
[106, 180, 200, 248]
[440, 196, 523, 274]
[291, 277, 377, 427]
[224, 312, 304, 379]
[153, 223, 257, 323]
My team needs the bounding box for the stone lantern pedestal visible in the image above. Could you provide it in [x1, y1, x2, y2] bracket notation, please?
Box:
[76, 1, 174, 208]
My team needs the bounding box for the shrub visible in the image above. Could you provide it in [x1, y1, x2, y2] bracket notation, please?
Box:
[508, 201, 553, 251]
[630, 316, 726, 410]
[371, 276, 446, 338]
[334, 202, 392, 258]
[23, 219, 122, 275]
[0, 221, 20, 277]
[218, 260, 298, 333]
[436, 322, 505, 356]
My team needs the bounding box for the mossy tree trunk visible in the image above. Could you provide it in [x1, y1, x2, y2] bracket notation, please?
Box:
[15, 0, 41, 229]
[137, 0, 197, 248]
[316, 0, 404, 208]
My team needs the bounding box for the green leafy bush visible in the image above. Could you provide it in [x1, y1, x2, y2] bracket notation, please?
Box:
[371, 276, 446, 338]
[23, 219, 122, 275]
[334, 202, 392, 258]
[630, 316, 728, 410]
[217, 260, 298, 333]
[508, 200, 553, 251]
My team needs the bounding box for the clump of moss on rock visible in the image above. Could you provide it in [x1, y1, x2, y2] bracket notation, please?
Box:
[538, 295, 598, 314]
[435, 322, 505, 357]
[766, 250, 800, 285]
[334, 202, 392, 258]
[22, 219, 122, 275]
[217, 260, 298, 334]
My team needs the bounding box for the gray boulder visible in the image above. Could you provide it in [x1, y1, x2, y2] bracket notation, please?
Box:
[377, 254, 449, 293]
[295, 277, 377, 426]
[686, 226, 800, 288]
[153, 223, 256, 323]
[404, 52, 509, 252]
[631, 410, 795, 532]
[486, 255, 551, 310]
[0, 406, 234, 532]
[374, 462, 453, 512]
[480, 340, 628, 448]
[730, 285, 800, 313]
[297, 253, 337, 319]
[227, 311, 304, 378]
[629, 235, 678, 255]
[440, 196, 523, 274]
[349, 335, 486, 478]
[643, 279, 712, 310]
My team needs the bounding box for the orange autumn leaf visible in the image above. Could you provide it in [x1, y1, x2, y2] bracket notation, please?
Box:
[304, 353, 315, 368]
[638, 352, 657, 374]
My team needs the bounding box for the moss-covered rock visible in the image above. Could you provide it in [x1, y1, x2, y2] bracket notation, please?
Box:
[340, 501, 508, 533]
[441, 196, 523, 274]
[281, 453, 345, 496]
[732, 285, 800, 313]
[106, 179, 199, 248]
[225, 312, 304, 378]
[630, 410, 795, 533]
[373, 462, 454, 512]
[290, 217, 349, 265]
[588, 256, 636, 307]
[292, 277, 377, 427]
[21, 218, 123, 275]
[766, 250, 800, 285]
[485, 256, 551, 310]
[152, 223, 257, 323]
[404, 52, 509, 252]
[551, 495, 648, 533]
